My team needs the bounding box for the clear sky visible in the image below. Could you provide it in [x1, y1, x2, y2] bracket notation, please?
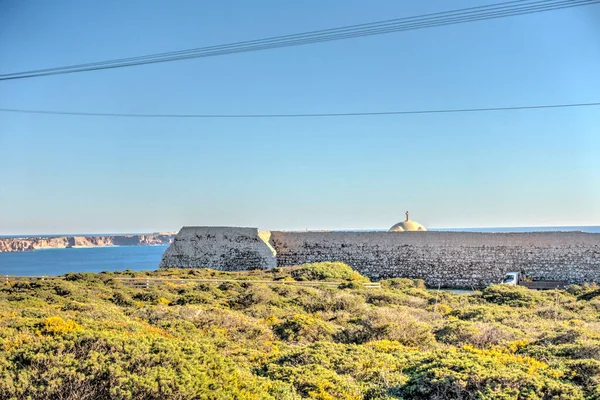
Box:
[1, 0, 599, 235]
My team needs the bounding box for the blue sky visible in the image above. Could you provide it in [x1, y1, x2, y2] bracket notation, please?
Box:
[1, 0, 599, 234]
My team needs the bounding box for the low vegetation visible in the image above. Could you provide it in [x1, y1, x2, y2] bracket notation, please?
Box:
[1, 262, 600, 399]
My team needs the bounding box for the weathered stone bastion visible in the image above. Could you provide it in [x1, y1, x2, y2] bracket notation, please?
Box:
[160, 227, 600, 288]
[159, 227, 276, 270]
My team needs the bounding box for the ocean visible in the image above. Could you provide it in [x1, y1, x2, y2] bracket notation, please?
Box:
[432, 226, 600, 233]
[0, 245, 168, 276]
[1, 226, 598, 276]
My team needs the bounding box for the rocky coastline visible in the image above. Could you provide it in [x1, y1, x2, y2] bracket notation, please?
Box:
[0, 233, 175, 253]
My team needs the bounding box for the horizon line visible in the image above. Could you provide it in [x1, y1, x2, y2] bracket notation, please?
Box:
[1, 224, 599, 237]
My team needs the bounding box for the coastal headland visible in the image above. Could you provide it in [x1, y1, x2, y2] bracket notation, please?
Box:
[0, 233, 175, 253]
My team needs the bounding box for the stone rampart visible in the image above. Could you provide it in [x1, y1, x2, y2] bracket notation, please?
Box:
[159, 227, 600, 287]
[270, 231, 600, 287]
[159, 227, 276, 270]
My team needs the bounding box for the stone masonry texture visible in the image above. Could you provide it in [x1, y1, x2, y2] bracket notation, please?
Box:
[161, 228, 600, 288]
[270, 231, 600, 288]
[159, 227, 277, 270]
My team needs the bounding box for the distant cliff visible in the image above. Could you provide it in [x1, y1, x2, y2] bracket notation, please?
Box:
[0, 233, 175, 253]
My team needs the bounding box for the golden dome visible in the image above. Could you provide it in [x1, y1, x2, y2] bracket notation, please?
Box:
[389, 211, 427, 232]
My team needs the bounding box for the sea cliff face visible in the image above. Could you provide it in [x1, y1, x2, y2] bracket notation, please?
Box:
[0, 233, 175, 253]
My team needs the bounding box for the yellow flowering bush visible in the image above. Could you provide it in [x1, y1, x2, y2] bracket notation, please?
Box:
[0, 266, 598, 399]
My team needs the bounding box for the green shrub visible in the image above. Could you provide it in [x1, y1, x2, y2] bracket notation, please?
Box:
[61, 301, 93, 312]
[366, 291, 428, 308]
[41, 316, 81, 335]
[555, 340, 600, 360]
[218, 281, 242, 292]
[230, 285, 280, 308]
[566, 285, 586, 296]
[338, 281, 363, 290]
[535, 328, 600, 346]
[578, 289, 600, 301]
[290, 262, 368, 282]
[264, 363, 363, 399]
[436, 321, 518, 348]
[274, 314, 335, 342]
[176, 292, 213, 305]
[566, 358, 600, 382]
[264, 342, 407, 399]
[187, 308, 275, 343]
[292, 287, 327, 312]
[330, 292, 367, 314]
[449, 304, 514, 322]
[132, 290, 160, 302]
[481, 285, 545, 307]
[0, 331, 282, 399]
[294, 289, 366, 314]
[2, 269, 599, 398]
[346, 307, 436, 347]
[111, 291, 134, 307]
[436, 320, 482, 346]
[589, 299, 600, 313]
[64, 272, 103, 284]
[3, 281, 41, 293]
[51, 283, 73, 297]
[382, 278, 426, 290]
[400, 350, 584, 400]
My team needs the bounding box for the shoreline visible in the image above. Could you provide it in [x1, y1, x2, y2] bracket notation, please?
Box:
[5, 243, 171, 253]
[0, 234, 175, 253]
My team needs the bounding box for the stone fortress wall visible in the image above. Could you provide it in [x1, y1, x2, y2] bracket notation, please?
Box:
[160, 227, 600, 288]
[270, 231, 600, 287]
[159, 227, 277, 270]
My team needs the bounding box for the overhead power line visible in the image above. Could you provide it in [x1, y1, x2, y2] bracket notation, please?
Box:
[1, 102, 598, 118]
[1, 0, 598, 81]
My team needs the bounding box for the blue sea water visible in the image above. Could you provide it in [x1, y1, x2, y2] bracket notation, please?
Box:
[349, 226, 600, 233]
[0, 245, 168, 276]
[434, 226, 600, 233]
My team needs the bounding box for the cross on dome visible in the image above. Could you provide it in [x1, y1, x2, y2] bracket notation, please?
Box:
[389, 211, 427, 232]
